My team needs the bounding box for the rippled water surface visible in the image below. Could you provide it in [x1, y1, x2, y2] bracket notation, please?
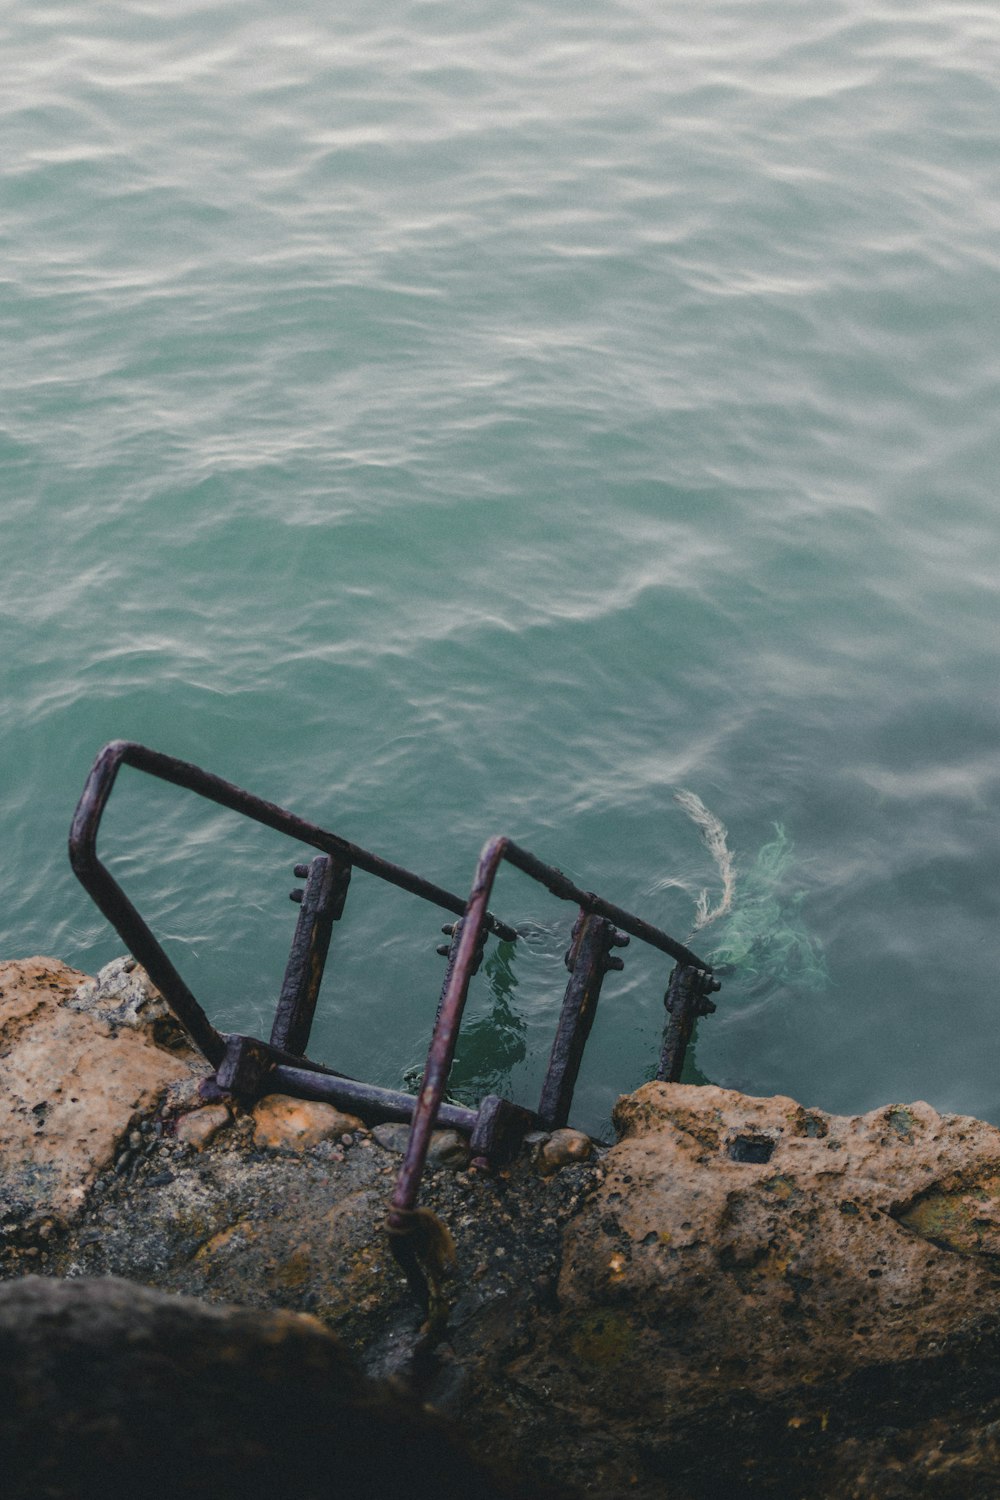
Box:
[3, 0, 999, 1135]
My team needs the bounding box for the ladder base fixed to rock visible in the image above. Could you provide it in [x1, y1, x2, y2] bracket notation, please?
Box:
[70, 741, 720, 1302]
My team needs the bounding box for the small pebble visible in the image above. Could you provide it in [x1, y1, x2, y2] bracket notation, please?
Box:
[175, 1103, 231, 1152]
[146, 1171, 175, 1188]
[340, 1133, 354, 1147]
[426, 1130, 470, 1169]
[539, 1128, 593, 1175]
[372, 1123, 411, 1153]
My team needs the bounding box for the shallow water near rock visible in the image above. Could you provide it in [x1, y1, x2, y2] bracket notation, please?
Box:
[2, 0, 999, 1137]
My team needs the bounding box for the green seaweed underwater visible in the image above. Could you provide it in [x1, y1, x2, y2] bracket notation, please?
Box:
[402, 799, 826, 1111]
[402, 939, 526, 1106]
[675, 793, 828, 995]
[708, 825, 828, 991]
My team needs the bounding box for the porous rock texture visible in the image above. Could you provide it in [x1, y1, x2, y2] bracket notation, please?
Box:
[0, 956, 204, 1232]
[507, 1081, 1000, 1496]
[7, 956, 1000, 1497]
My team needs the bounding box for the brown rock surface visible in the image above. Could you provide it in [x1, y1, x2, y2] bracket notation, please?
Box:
[174, 1102, 232, 1150]
[11, 958, 1000, 1495]
[557, 1082, 997, 1402]
[251, 1094, 366, 1151]
[496, 1082, 1000, 1495]
[0, 958, 205, 1231]
[539, 1127, 593, 1173]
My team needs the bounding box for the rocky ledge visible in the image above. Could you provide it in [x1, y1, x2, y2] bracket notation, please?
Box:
[5, 955, 1000, 1498]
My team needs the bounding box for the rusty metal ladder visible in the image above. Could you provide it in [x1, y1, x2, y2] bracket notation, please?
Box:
[70, 741, 720, 1316]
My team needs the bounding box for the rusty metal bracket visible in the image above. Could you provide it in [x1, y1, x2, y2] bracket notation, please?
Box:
[272, 855, 351, 1057]
[535, 911, 629, 1130]
[657, 964, 721, 1083]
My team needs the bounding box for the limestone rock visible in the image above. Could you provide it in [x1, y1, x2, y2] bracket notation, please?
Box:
[68, 955, 194, 1051]
[0, 958, 206, 1231]
[15, 955, 1000, 1495]
[252, 1094, 366, 1152]
[538, 1128, 593, 1173]
[174, 1103, 231, 1151]
[500, 1081, 1000, 1495]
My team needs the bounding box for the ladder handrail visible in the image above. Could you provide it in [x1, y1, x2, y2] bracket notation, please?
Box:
[68, 740, 518, 1066]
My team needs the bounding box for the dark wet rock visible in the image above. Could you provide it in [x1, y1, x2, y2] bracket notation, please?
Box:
[373, 1121, 414, 1153]
[0, 1275, 551, 1500]
[373, 1123, 469, 1168]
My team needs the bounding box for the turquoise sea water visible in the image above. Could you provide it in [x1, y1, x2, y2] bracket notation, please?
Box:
[3, 0, 999, 1137]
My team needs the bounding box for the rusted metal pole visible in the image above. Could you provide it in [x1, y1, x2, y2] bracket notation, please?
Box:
[265, 1060, 478, 1131]
[389, 836, 717, 1226]
[657, 964, 720, 1083]
[70, 741, 517, 942]
[388, 836, 511, 1226]
[501, 839, 709, 968]
[537, 911, 626, 1131]
[68, 753, 228, 1068]
[271, 855, 350, 1057]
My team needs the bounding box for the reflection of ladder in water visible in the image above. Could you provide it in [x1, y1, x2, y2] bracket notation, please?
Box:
[70, 742, 720, 1309]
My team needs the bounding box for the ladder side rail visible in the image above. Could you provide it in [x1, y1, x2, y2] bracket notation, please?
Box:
[390, 836, 715, 1223]
[73, 741, 516, 937]
[69, 741, 517, 1072]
